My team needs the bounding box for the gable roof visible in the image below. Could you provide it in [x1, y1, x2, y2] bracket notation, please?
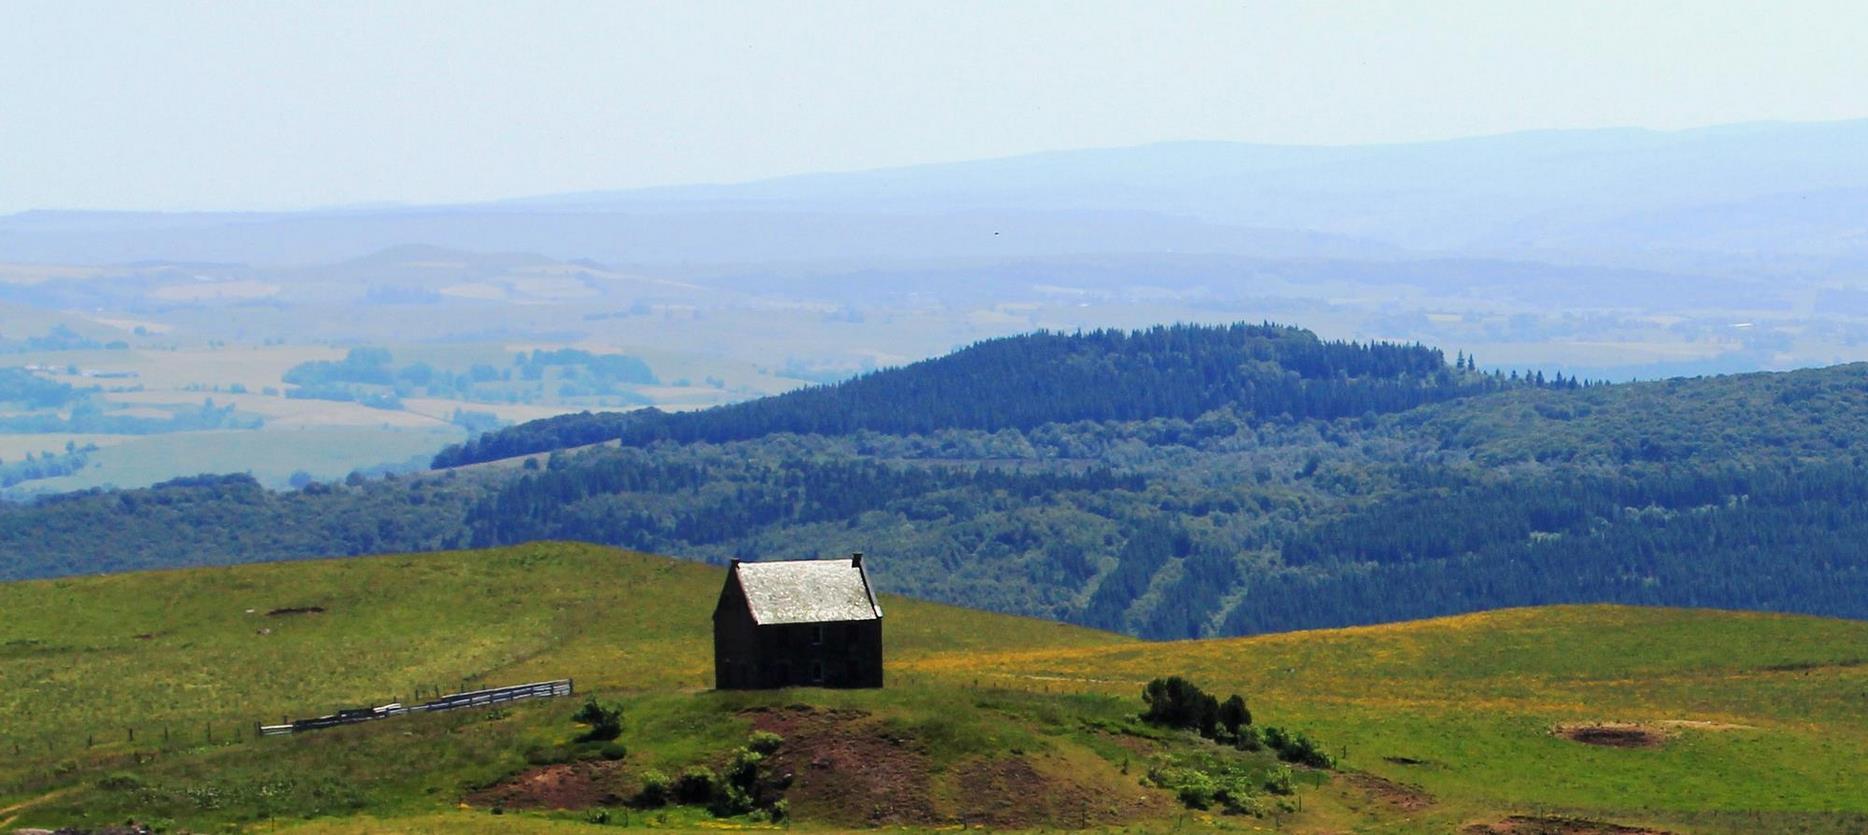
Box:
[731, 557, 882, 625]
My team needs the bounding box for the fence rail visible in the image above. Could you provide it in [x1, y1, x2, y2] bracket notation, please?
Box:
[258, 678, 573, 736]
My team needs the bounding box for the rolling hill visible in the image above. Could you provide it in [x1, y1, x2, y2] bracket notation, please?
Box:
[3, 323, 1868, 642]
[0, 543, 1863, 833]
[5, 323, 1868, 640]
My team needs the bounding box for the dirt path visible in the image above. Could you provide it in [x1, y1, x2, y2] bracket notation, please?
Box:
[0, 787, 75, 826]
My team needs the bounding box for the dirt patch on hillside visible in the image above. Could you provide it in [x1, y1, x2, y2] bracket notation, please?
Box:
[1463, 815, 1674, 834]
[1554, 723, 1666, 748]
[1341, 772, 1434, 812]
[743, 705, 1164, 828]
[464, 761, 627, 810]
[266, 606, 326, 617]
[951, 754, 1165, 828]
[745, 705, 937, 826]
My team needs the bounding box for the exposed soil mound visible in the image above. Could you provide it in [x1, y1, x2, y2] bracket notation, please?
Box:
[1555, 723, 1665, 748]
[745, 705, 937, 826]
[1342, 772, 1434, 812]
[1464, 815, 1674, 834]
[952, 754, 1164, 828]
[266, 606, 326, 617]
[742, 705, 1165, 828]
[464, 760, 626, 810]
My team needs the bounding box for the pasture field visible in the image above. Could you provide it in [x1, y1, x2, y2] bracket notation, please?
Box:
[0, 340, 812, 492]
[0, 427, 461, 496]
[0, 542, 1863, 833]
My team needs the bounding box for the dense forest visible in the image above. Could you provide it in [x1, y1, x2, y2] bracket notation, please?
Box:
[3, 323, 1866, 638]
[431, 323, 1562, 467]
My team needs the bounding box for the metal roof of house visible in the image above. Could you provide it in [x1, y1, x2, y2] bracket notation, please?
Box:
[733, 557, 882, 625]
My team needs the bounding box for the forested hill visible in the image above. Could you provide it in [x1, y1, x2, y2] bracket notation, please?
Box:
[6, 326, 1868, 640]
[432, 323, 1541, 467]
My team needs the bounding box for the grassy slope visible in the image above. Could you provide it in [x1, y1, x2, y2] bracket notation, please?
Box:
[1, 543, 1863, 833]
[914, 606, 1868, 832]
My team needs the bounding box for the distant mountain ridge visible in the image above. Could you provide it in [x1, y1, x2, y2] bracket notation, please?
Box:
[7, 119, 1868, 267]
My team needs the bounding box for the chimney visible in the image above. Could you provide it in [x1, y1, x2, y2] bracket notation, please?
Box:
[851, 552, 864, 568]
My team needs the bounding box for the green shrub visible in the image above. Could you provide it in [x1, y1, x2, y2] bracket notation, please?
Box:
[1218, 694, 1251, 737]
[1263, 766, 1294, 796]
[1262, 726, 1333, 769]
[1148, 758, 1272, 816]
[1173, 769, 1217, 809]
[709, 782, 754, 817]
[725, 748, 763, 791]
[747, 730, 783, 755]
[598, 741, 629, 761]
[1142, 676, 1251, 743]
[1232, 724, 1263, 752]
[572, 698, 625, 742]
[674, 766, 716, 805]
[634, 770, 670, 808]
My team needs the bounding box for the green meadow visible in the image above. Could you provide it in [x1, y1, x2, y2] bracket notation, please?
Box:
[1, 542, 1864, 833]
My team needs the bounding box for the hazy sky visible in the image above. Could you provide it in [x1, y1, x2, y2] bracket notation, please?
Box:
[2, 0, 1864, 213]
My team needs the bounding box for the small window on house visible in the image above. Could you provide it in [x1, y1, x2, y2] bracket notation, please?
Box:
[810, 661, 824, 683]
[811, 625, 824, 646]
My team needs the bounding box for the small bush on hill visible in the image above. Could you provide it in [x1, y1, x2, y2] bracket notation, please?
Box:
[573, 698, 625, 742]
[674, 766, 717, 805]
[1141, 676, 1253, 745]
[1232, 724, 1264, 752]
[1146, 763, 1262, 815]
[1262, 726, 1333, 768]
[634, 770, 670, 808]
[654, 732, 790, 819]
[1219, 694, 1251, 737]
[747, 730, 784, 755]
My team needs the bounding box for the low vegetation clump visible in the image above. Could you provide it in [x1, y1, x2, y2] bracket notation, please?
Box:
[1141, 675, 1255, 745]
[1262, 725, 1333, 769]
[570, 698, 624, 743]
[1134, 675, 1328, 814]
[630, 733, 788, 822]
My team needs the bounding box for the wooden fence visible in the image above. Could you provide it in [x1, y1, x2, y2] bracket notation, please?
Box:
[258, 678, 573, 736]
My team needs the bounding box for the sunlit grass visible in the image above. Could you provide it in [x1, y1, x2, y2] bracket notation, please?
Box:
[3, 543, 1865, 833]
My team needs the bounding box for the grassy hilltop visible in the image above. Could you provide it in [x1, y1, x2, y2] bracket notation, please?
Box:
[1, 542, 1865, 833]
